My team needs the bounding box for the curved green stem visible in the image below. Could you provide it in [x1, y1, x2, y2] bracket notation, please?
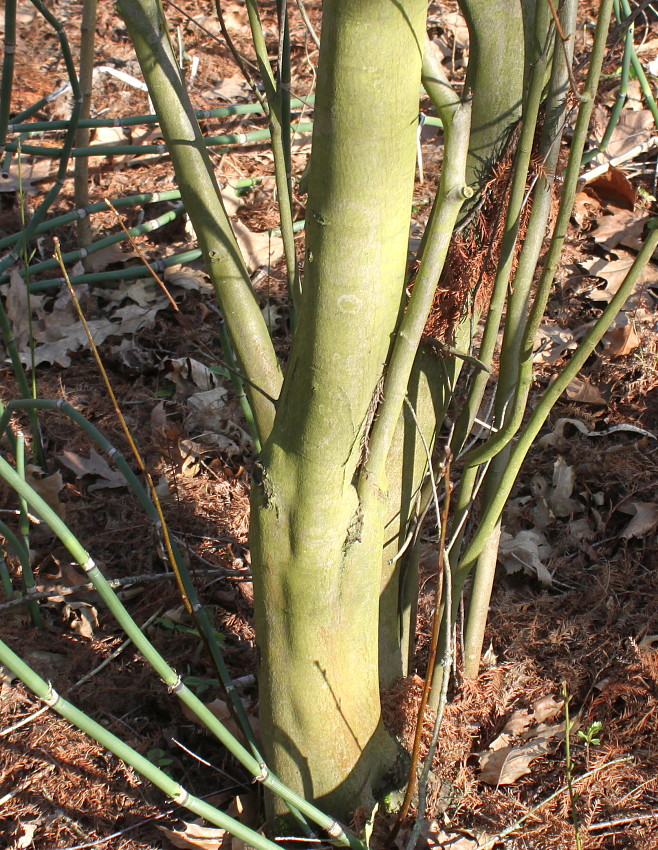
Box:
[218, 318, 261, 452]
[464, 0, 614, 470]
[117, 0, 282, 439]
[0, 399, 362, 847]
[245, 0, 301, 314]
[456, 217, 658, 591]
[73, 0, 98, 259]
[0, 639, 287, 850]
[457, 0, 526, 196]
[449, 2, 553, 461]
[15, 432, 41, 625]
[620, 0, 658, 126]
[360, 56, 471, 491]
[430, 0, 615, 704]
[582, 0, 632, 164]
[0, 517, 32, 610]
[0, 0, 17, 157]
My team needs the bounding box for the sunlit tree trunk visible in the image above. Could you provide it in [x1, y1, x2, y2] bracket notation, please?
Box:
[250, 0, 427, 817]
[121, 0, 531, 824]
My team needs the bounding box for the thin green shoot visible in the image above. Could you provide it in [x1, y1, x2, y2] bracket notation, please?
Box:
[15, 432, 41, 626]
[155, 615, 225, 645]
[562, 682, 583, 850]
[578, 719, 603, 765]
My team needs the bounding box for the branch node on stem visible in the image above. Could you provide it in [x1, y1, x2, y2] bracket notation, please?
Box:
[42, 685, 61, 707]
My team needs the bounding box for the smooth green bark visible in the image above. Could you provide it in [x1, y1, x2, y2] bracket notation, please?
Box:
[117, 0, 556, 825]
[250, 0, 427, 819]
[118, 0, 281, 438]
[458, 0, 526, 191]
[379, 326, 471, 685]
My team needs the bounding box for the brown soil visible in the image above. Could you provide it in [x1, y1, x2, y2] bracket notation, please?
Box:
[1, 2, 657, 850]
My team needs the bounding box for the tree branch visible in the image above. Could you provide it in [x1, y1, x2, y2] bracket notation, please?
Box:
[117, 0, 281, 439]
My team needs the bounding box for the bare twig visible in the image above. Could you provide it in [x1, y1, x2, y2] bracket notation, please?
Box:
[104, 198, 179, 311]
[590, 812, 658, 831]
[50, 812, 170, 850]
[547, 0, 583, 100]
[72, 607, 163, 689]
[0, 567, 250, 612]
[294, 0, 320, 50]
[474, 757, 633, 849]
[386, 401, 453, 850]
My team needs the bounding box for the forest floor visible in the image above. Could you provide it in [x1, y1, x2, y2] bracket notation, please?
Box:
[1, 1, 658, 849]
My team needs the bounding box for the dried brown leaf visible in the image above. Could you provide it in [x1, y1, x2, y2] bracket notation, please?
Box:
[591, 208, 648, 250]
[4, 281, 170, 367]
[0, 157, 55, 191]
[166, 357, 221, 393]
[534, 324, 577, 364]
[417, 820, 481, 849]
[15, 821, 38, 848]
[478, 723, 565, 785]
[204, 76, 252, 101]
[63, 600, 99, 638]
[498, 529, 553, 585]
[531, 695, 564, 723]
[602, 322, 640, 357]
[572, 191, 603, 227]
[592, 108, 656, 161]
[579, 250, 658, 308]
[586, 166, 637, 209]
[564, 375, 607, 405]
[25, 465, 65, 520]
[618, 502, 658, 539]
[549, 457, 581, 517]
[158, 819, 227, 850]
[59, 449, 125, 491]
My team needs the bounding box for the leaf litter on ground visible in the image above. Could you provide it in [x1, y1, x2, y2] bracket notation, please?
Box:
[477, 695, 567, 786]
[58, 448, 126, 492]
[1, 271, 171, 367]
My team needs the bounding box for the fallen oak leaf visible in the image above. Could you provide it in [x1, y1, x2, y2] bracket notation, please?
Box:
[25, 465, 65, 520]
[564, 375, 607, 405]
[1, 268, 48, 352]
[478, 722, 565, 786]
[498, 529, 553, 585]
[591, 108, 656, 162]
[572, 190, 603, 228]
[602, 322, 640, 357]
[414, 820, 483, 849]
[534, 324, 578, 364]
[72, 242, 137, 275]
[618, 501, 658, 539]
[488, 694, 565, 752]
[578, 251, 658, 307]
[531, 694, 565, 723]
[591, 208, 648, 250]
[58, 449, 126, 491]
[585, 165, 636, 209]
[62, 600, 99, 638]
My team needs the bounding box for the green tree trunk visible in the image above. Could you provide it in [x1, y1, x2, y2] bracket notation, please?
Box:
[120, 0, 534, 826]
[250, 0, 426, 819]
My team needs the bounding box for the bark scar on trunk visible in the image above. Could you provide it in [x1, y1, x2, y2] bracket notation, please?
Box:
[342, 504, 363, 553]
[252, 461, 278, 516]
